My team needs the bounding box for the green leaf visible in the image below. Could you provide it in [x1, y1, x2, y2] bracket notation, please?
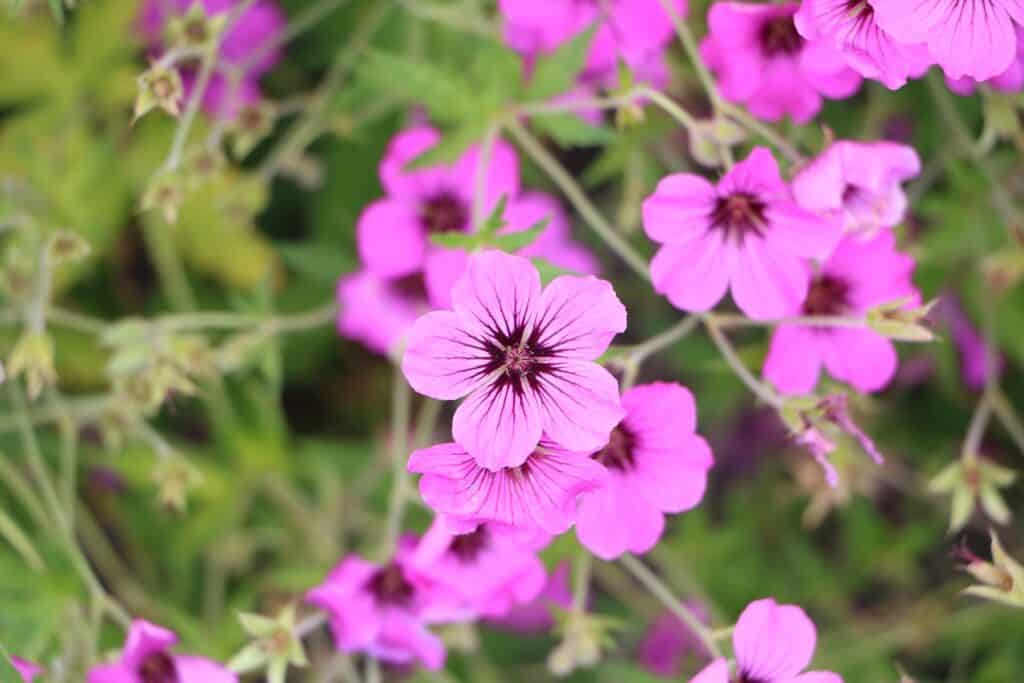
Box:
[490, 219, 549, 252]
[479, 193, 510, 236]
[531, 112, 614, 147]
[524, 23, 598, 101]
[357, 51, 476, 125]
[406, 123, 485, 170]
[428, 232, 481, 250]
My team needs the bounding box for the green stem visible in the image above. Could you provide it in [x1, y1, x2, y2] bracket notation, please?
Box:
[384, 363, 412, 554]
[990, 388, 1024, 457]
[703, 316, 784, 408]
[572, 550, 592, 613]
[619, 315, 700, 390]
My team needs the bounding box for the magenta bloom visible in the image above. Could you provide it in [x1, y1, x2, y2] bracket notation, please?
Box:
[763, 232, 918, 395]
[792, 140, 921, 239]
[336, 271, 429, 356]
[402, 250, 626, 469]
[11, 658, 41, 683]
[794, 0, 931, 89]
[935, 297, 1004, 390]
[575, 383, 713, 560]
[86, 620, 235, 683]
[358, 127, 596, 310]
[306, 549, 452, 670]
[487, 561, 573, 632]
[409, 518, 547, 618]
[873, 0, 1024, 81]
[408, 440, 608, 534]
[642, 147, 841, 320]
[690, 598, 841, 683]
[499, 0, 686, 86]
[638, 607, 710, 678]
[701, 2, 862, 122]
[137, 0, 285, 117]
[946, 27, 1024, 94]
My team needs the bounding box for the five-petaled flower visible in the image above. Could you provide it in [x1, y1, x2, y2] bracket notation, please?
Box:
[87, 619, 237, 683]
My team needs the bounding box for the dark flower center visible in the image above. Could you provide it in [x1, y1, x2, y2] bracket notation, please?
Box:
[367, 563, 415, 606]
[138, 652, 179, 683]
[710, 192, 768, 244]
[592, 423, 637, 471]
[759, 15, 804, 56]
[420, 192, 468, 234]
[478, 322, 559, 397]
[735, 674, 769, 683]
[802, 274, 851, 316]
[392, 273, 428, 300]
[448, 526, 490, 563]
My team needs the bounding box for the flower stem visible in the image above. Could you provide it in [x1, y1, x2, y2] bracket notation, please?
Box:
[384, 362, 413, 554]
[990, 388, 1024, 458]
[620, 315, 700, 389]
[702, 316, 783, 408]
[572, 550, 592, 613]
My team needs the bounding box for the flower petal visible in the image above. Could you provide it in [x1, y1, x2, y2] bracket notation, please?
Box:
[730, 239, 810, 320]
[379, 126, 451, 199]
[688, 658, 731, 683]
[451, 138, 521, 207]
[534, 360, 625, 454]
[641, 174, 717, 245]
[453, 381, 544, 470]
[763, 325, 824, 396]
[402, 311, 491, 401]
[820, 328, 898, 393]
[734, 598, 817, 680]
[534, 275, 627, 360]
[173, 656, 238, 683]
[451, 250, 542, 342]
[357, 199, 428, 279]
[650, 233, 733, 313]
[576, 479, 665, 560]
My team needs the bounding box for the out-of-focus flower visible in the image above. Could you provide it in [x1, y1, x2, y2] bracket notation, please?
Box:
[335, 271, 429, 357]
[763, 232, 919, 394]
[873, 0, 1024, 81]
[934, 297, 1004, 391]
[794, 422, 840, 488]
[958, 531, 1024, 608]
[929, 456, 1016, 532]
[547, 608, 620, 677]
[228, 606, 307, 683]
[643, 147, 840, 320]
[792, 141, 921, 239]
[45, 230, 92, 266]
[575, 382, 713, 560]
[402, 250, 625, 469]
[409, 519, 547, 619]
[487, 562, 573, 633]
[786, 394, 885, 489]
[152, 456, 203, 513]
[11, 658, 41, 683]
[947, 27, 1024, 94]
[689, 598, 841, 683]
[795, 0, 931, 89]
[701, 2, 862, 123]
[87, 619, 237, 683]
[408, 440, 608, 535]
[638, 606, 711, 678]
[141, 173, 186, 224]
[134, 63, 185, 121]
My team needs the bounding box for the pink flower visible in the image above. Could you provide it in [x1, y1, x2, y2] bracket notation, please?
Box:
[792, 140, 921, 239]
[86, 620, 236, 683]
[408, 440, 609, 535]
[638, 607, 711, 678]
[137, 0, 285, 117]
[794, 0, 931, 89]
[935, 296, 1004, 390]
[402, 250, 626, 469]
[498, 0, 686, 86]
[575, 382, 713, 560]
[486, 561, 574, 632]
[946, 27, 1024, 94]
[336, 271, 429, 356]
[690, 598, 841, 683]
[358, 127, 597, 310]
[306, 546, 454, 670]
[11, 658, 41, 683]
[642, 147, 841, 320]
[872, 0, 1024, 81]
[409, 518, 547, 618]
[701, 2, 862, 122]
[763, 232, 919, 394]
[794, 423, 840, 488]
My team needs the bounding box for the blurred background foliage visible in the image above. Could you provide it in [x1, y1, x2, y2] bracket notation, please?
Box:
[1, 0, 1024, 681]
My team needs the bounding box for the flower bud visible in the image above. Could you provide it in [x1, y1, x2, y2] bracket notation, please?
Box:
[152, 456, 202, 513]
[866, 297, 938, 342]
[959, 531, 1024, 608]
[229, 606, 307, 683]
[134, 65, 184, 122]
[142, 173, 186, 224]
[166, 4, 226, 50]
[8, 331, 57, 400]
[45, 230, 91, 266]
[929, 456, 1016, 532]
[231, 102, 276, 158]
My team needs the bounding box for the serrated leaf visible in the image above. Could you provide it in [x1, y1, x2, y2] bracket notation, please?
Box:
[406, 124, 484, 170]
[429, 232, 481, 250]
[524, 23, 598, 101]
[491, 219, 549, 252]
[532, 113, 614, 147]
[358, 51, 476, 125]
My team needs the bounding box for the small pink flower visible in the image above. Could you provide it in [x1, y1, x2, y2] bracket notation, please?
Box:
[795, 423, 840, 488]
[642, 147, 841, 320]
[576, 382, 713, 560]
[86, 620, 236, 683]
[638, 607, 711, 678]
[690, 598, 841, 683]
[409, 518, 547, 618]
[336, 271, 429, 356]
[701, 2, 862, 123]
[792, 140, 921, 239]
[137, 0, 285, 117]
[402, 250, 626, 469]
[499, 0, 685, 86]
[11, 658, 41, 683]
[408, 440, 609, 534]
[872, 0, 1024, 81]
[358, 127, 597, 310]
[763, 232, 919, 395]
[487, 561, 574, 632]
[794, 0, 931, 89]
[946, 27, 1024, 94]
[306, 545, 455, 670]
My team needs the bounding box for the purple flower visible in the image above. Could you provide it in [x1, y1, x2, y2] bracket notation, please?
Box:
[795, 0, 931, 89]
[486, 561, 574, 633]
[946, 26, 1024, 94]
[935, 296, 1004, 390]
[402, 250, 626, 470]
[335, 271, 430, 356]
[576, 382, 714, 560]
[792, 140, 921, 239]
[306, 545, 455, 670]
[638, 608, 711, 678]
[763, 232, 919, 394]
[690, 598, 841, 683]
[873, 0, 1024, 81]
[86, 620, 236, 683]
[408, 518, 547, 618]
[701, 2, 862, 123]
[642, 147, 841, 320]
[11, 658, 41, 683]
[408, 440, 609, 535]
